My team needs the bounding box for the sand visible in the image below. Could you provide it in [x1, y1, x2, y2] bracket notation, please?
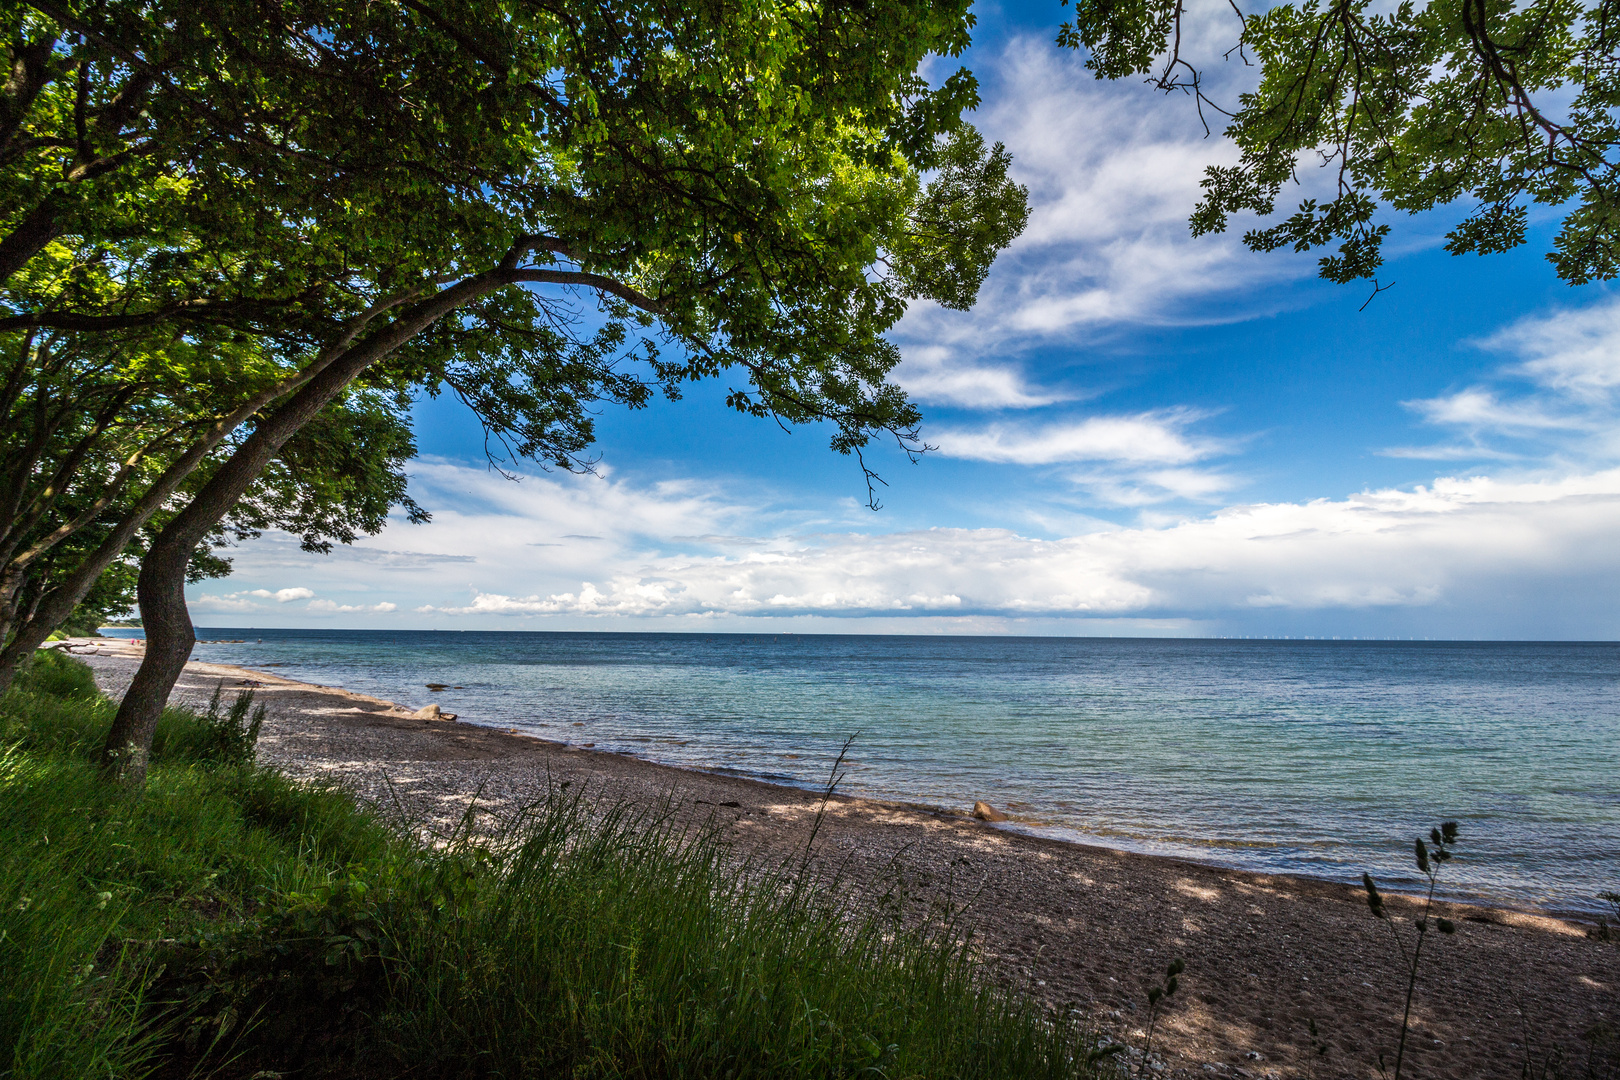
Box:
[64, 639, 1619, 1079]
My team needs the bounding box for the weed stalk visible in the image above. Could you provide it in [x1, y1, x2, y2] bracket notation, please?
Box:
[1362, 820, 1460, 1080]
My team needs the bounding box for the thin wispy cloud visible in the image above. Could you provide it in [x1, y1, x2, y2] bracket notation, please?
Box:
[931, 409, 1240, 505]
[890, 35, 1318, 410]
[934, 409, 1227, 465]
[1486, 294, 1620, 399]
[893, 345, 1068, 409]
[1387, 294, 1620, 463]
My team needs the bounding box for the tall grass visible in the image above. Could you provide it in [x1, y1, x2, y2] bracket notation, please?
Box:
[0, 651, 1108, 1080]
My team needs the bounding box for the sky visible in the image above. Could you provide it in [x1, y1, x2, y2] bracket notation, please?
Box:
[188, 1, 1620, 640]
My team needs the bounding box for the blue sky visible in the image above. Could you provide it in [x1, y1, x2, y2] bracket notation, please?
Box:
[189, 1, 1620, 639]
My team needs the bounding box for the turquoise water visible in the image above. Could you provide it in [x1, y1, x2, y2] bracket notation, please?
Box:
[159, 630, 1618, 914]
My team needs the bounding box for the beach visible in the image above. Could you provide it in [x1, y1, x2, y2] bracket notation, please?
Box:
[68, 639, 1617, 1079]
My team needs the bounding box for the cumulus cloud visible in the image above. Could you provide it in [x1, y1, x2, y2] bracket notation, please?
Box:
[378, 462, 1620, 629]
[246, 587, 315, 603]
[186, 461, 767, 623]
[190, 593, 262, 614]
[192, 451, 1620, 636]
[307, 599, 398, 613]
[188, 586, 393, 616]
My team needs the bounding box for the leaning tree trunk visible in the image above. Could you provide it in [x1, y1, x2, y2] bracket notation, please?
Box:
[0, 434, 237, 696]
[101, 269, 507, 783]
[0, 400, 304, 693]
[99, 525, 197, 781]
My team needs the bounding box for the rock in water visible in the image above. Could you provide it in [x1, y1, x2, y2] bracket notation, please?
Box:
[425, 683, 450, 691]
[972, 801, 1008, 822]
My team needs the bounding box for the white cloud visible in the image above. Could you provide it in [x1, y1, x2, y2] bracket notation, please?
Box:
[1392, 294, 1620, 463]
[1483, 295, 1620, 400]
[889, 35, 1318, 405]
[233, 459, 1620, 635]
[190, 592, 263, 614]
[246, 586, 316, 603]
[931, 409, 1240, 505]
[1068, 466, 1242, 506]
[306, 599, 397, 613]
[421, 469, 1618, 620]
[187, 461, 769, 624]
[893, 346, 1067, 409]
[1405, 389, 1570, 432]
[188, 587, 393, 617]
[935, 408, 1227, 465]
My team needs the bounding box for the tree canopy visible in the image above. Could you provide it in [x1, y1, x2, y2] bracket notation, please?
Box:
[0, 319, 426, 686]
[2, 0, 1030, 781]
[1059, 0, 1620, 284]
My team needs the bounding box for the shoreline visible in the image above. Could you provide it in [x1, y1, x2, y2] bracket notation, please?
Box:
[62, 638, 1619, 1078]
[61, 637, 1602, 926]
[59, 636, 1601, 926]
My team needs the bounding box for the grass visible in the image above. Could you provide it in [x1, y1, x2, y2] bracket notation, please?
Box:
[0, 650, 1108, 1080]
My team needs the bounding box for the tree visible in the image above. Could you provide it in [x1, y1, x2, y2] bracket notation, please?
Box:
[1, 2, 448, 671]
[0, 0, 690, 682]
[2, 0, 1029, 784]
[1058, 0, 1620, 285]
[0, 235, 442, 684]
[0, 319, 428, 687]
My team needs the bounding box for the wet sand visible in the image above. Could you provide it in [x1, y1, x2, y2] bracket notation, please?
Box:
[67, 639, 1618, 1079]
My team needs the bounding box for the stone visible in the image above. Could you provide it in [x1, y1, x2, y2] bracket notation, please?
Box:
[425, 683, 451, 691]
[412, 704, 443, 720]
[972, 800, 1008, 822]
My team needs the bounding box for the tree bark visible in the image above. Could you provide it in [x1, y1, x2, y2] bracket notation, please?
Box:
[0, 195, 67, 287]
[0, 564, 25, 661]
[100, 530, 194, 781]
[100, 268, 510, 782]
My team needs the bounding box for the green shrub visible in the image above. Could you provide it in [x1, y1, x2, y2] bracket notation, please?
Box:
[0, 749, 400, 1077]
[150, 684, 265, 768]
[151, 792, 1100, 1080]
[2, 653, 266, 771]
[0, 749, 158, 1079]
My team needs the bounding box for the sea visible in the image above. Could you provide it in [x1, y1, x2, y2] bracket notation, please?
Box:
[126, 629, 1619, 915]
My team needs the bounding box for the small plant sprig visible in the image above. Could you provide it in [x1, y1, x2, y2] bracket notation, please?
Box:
[1591, 889, 1620, 942]
[200, 683, 266, 767]
[1305, 1017, 1332, 1069]
[1362, 820, 1460, 1080]
[1138, 957, 1184, 1076]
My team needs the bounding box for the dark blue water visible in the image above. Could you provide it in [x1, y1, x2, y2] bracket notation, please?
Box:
[154, 630, 1618, 914]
